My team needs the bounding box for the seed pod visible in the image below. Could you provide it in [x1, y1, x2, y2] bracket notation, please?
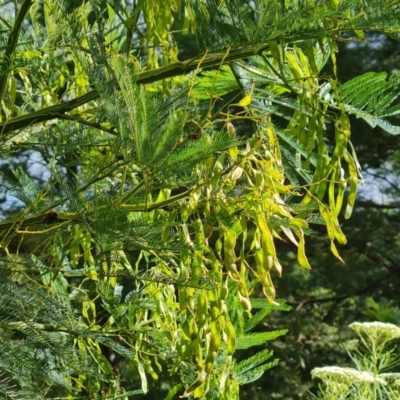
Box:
[224, 230, 236, 250]
[262, 284, 276, 301]
[225, 260, 240, 282]
[210, 154, 225, 188]
[220, 284, 229, 301]
[181, 318, 193, 342]
[226, 122, 236, 137]
[261, 271, 276, 300]
[180, 201, 189, 222]
[334, 175, 347, 218]
[204, 322, 221, 373]
[254, 248, 264, 274]
[297, 235, 311, 269]
[239, 291, 252, 312]
[182, 371, 207, 397]
[197, 293, 208, 330]
[224, 320, 236, 355]
[210, 305, 220, 321]
[204, 350, 218, 374]
[231, 167, 243, 180]
[345, 175, 358, 219]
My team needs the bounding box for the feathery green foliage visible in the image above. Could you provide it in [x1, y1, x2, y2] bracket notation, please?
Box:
[0, 0, 400, 398]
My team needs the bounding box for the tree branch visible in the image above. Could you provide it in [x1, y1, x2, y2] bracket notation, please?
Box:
[0, 45, 270, 138]
[356, 200, 400, 209]
[0, 0, 34, 104]
[288, 272, 395, 309]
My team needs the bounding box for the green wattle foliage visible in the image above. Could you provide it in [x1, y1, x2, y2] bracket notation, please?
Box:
[0, 0, 400, 398]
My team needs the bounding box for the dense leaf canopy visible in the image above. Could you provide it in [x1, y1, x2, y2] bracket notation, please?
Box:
[1, 0, 400, 398]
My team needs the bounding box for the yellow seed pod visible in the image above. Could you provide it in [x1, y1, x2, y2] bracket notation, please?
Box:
[237, 79, 255, 107]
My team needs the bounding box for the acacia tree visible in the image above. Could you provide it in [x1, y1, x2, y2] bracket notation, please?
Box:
[1, 0, 400, 398]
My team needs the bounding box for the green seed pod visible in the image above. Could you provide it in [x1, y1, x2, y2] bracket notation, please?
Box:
[262, 283, 276, 299]
[224, 320, 236, 355]
[204, 351, 218, 374]
[254, 248, 264, 274]
[210, 305, 220, 321]
[182, 371, 207, 397]
[197, 293, 208, 329]
[225, 262, 240, 282]
[220, 284, 229, 301]
[239, 291, 252, 312]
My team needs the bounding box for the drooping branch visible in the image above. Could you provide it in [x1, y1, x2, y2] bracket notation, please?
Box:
[0, 186, 194, 233]
[0, 0, 34, 103]
[0, 45, 269, 138]
[356, 200, 400, 209]
[289, 272, 394, 309]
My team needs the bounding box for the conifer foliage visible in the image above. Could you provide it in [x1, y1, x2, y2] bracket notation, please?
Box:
[0, 0, 400, 398]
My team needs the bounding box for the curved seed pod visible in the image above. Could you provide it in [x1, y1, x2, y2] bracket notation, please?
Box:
[179, 337, 200, 362]
[262, 284, 276, 302]
[144, 358, 158, 380]
[261, 271, 276, 301]
[237, 79, 254, 107]
[330, 240, 344, 263]
[239, 291, 252, 312]
[181, 370, 207, 398]
[333, 219, 347, 245]
[224, 251, 240, 281]
[138, 362, 148, 394]
[320, 205, 336, 241]
[297, 234, 311, 269]
[225, 261, 241, 282]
